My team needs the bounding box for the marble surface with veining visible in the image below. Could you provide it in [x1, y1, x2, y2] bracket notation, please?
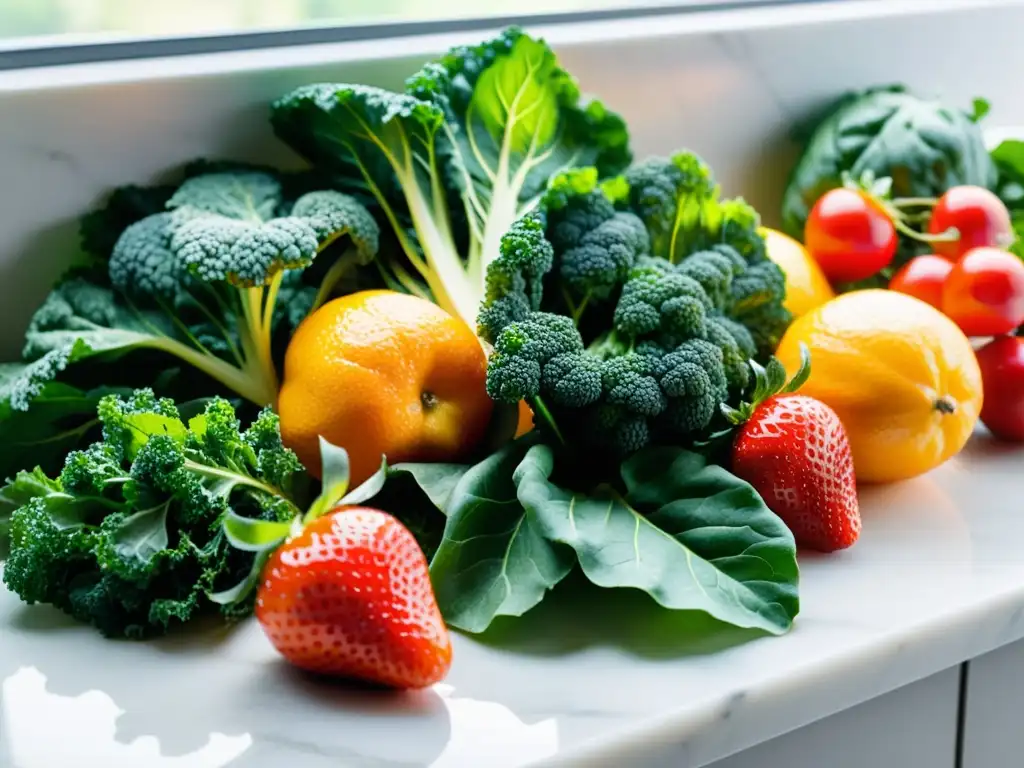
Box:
[1, 430, 1023, 768]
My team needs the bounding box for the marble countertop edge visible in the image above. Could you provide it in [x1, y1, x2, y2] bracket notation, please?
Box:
[543, 570, 1024, 767]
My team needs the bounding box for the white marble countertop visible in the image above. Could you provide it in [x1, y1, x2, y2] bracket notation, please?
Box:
[1, 430, 1022, 768]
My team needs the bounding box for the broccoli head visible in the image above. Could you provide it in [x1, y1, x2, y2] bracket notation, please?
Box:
[23, 168, 382, 418]
[479, 150, 793, 460]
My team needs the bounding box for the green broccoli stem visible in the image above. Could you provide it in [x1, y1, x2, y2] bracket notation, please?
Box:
[528, 396, 565, 446]
[142, 335, 272, 406]
[586, 329, 633, 360]
[310, 249, 362, 312]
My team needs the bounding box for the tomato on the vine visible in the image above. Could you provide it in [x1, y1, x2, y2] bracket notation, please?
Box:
[975, 335, 1024, 442]
[928, 185, 1013, 260]
[804, 187, 897, 283]
[888, 255, 953, 310]
[941, 247, 1024, 337]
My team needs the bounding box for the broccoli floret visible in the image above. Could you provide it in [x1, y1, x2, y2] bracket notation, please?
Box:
[705, 316, 753, 394]
[1, 392, 304, 639]
[600, 354, 667, 417]
[109, 213, 181, 300]
[622, 152, 717, 261]
[613, 257, 712, 340]
[559, 210, 648, 304]
[676, 247, 743, 308]
[733, 301, 793, 360]
[651, 338, 728, 436]
[478, 212, 554, 343]
[486, 313, 583, 403]
[23, 171, 381, 415]
[541, 352, 603, 408]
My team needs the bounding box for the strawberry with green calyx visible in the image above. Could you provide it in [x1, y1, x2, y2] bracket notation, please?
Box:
[220, 438, 452, 689]
[722, 344, 861, 553]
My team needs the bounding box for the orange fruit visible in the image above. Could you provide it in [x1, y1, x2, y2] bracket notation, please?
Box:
[761, 227, 835, 317]
[775, 289, 983, 484]
[278, 290, 493, 486]
[515, 400, 535, 438]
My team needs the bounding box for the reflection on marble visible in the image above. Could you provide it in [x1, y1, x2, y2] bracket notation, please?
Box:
[2, 667, 251, 768]
[2, 432, 1024, 768]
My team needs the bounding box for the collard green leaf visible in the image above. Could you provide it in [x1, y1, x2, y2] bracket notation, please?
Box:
[0, 379, 121, 483]
[514, 444, 800, 635]
[388, 462, 470, 514]
[429, 436, 574, 633]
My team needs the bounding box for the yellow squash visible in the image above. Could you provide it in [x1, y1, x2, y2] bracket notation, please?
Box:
[761, 227, 835, 317]
[775, 289, 983, 484]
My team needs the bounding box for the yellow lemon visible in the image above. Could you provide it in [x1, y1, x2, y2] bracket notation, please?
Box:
[761, 227, 835, 317]
[776, 290, 983, 484]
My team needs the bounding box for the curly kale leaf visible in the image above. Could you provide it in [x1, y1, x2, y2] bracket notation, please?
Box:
[2, 392, 302, 638]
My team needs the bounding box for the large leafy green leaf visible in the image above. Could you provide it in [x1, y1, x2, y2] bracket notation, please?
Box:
[0, 374, 126, 482]
[388, 462, 470, 514]
[429, 436, 574, 633]
[514, 444, 800, 635]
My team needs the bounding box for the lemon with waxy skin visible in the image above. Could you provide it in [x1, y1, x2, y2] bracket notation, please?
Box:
[761, 227, 835, 317]
[776, 289, 983, 484]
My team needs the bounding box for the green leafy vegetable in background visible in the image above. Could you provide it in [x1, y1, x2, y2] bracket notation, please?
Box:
[477, 154, 790, 463]
[781, 85, 997, 261]
[1, 390, 304, 638]
[270, 26, 631, 330]
[429, 434, 799, 634]
[991, 139, 1024, 258]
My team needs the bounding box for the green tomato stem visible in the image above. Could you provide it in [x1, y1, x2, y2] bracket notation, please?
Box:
[891, 196, 939, 208]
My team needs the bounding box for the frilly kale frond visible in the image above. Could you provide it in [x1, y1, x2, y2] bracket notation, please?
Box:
[1, 390, 302, 639]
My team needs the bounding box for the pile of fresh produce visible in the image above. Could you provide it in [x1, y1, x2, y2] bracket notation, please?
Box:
[1, 31, 1015, 692]
[777, 85, 1024, 446]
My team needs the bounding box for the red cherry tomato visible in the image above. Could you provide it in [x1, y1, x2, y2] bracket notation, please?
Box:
[928, 185, 1013, 260]
[941, 247, 1024, 337]
[888, 254, 953, 310]
[805, 188, 897, 283]
[975, 335, 1024, 441]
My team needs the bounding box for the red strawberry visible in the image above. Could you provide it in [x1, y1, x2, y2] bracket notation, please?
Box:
[255, 506, 452, 689]
[722, 344, 861, 553]
[732, 394, 860, 552]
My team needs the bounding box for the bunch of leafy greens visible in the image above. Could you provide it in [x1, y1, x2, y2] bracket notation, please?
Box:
[269, 26, 631, 330]
[1, 390, 306, 638]
[0, 163, 380, 483]
[991, 139, 1024, 259]
[477, 153, 791, 464]
[781, 85, 997, 279]
[378, 152, 800, 636]
[401, 432, 800, 635]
